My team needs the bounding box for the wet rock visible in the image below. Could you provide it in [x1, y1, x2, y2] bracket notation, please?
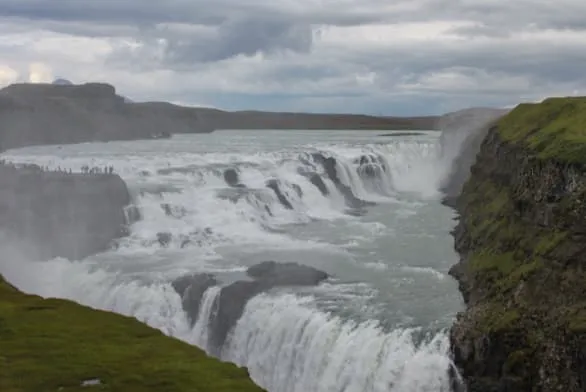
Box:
[356, 155, 386, 176]
[247, 260, 329, 285]
[208, 261, 329, 352]
[210, 280, 264, 352]
[292, 183, 303, 197]
[124, 205, 142, 224]
[309, 173, 329, 196]
[223, 168, 245, 188]
[358, 155, 370, 166]
[160, 203, 187, 218]
[310, 152, 327, 166]
[156, 232, 172, 247]
[314, 155, 375, 209]
[265, 179, 293, 210]
[323, 156, 339, 184]
[358, 160, 382, 179]
[171, 273, 218, 326]
[161, 203, 173, 216]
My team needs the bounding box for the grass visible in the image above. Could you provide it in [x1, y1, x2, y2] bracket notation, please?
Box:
[0, 275, 265, 392]
[497, 97, 586, 163]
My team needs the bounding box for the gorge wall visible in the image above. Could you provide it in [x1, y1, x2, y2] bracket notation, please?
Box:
[0, 163, 131, 261]
[447, 97, 586, 391]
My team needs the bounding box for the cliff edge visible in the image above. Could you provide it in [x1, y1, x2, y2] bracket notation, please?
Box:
[437, 107, 509, 206]
[0, 163, 131, 261]
[0, 273, 264, 392]
[448, 97, 586, 391]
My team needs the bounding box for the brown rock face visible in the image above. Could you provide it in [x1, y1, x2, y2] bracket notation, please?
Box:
[448, 119, 586, 392]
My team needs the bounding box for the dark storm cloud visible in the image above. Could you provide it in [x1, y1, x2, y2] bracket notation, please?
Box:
[2, 0, 586, 114]
[3, 0, 586, 64]
[3, 0, 586, 35]
[162, 18, 313, 63]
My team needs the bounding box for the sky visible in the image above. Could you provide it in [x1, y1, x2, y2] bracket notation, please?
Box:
[1, 0, 586, 115]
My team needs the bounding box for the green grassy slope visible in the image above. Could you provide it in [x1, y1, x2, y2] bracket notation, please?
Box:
[0, 275, 264, 392]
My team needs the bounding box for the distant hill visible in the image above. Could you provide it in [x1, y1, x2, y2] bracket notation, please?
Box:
[175, 107, 438, 131]
[0, 81, 440, 151]
[0, 82, 208, 151]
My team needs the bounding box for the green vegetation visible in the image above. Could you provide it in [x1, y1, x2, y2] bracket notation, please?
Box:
[461, 178, 570, 261]
[450, 96, 586, 390]
[497, 97, 586, 163]
[0, 275, 264, 392]
[476, 304, 521, 334]
[567, 308, 586, 333]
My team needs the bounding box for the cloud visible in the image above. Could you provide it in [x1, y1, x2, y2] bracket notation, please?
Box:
[27, 62, 53, 83]
[0, 64, 19, 85]
[1, 0, 586, 114]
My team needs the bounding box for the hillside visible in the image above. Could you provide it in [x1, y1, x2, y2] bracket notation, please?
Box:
[0, 273, 264, 392]
[177, 106, 438, 130]
[447, 97, 586, 391]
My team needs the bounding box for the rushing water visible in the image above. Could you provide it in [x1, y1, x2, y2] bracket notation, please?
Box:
[1, 129, 463, 392]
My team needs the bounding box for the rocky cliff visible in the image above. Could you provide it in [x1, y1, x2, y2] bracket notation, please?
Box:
[0, 163, 131, 261]
[0, 82, 211, 151]
[448, 97, 586, 391]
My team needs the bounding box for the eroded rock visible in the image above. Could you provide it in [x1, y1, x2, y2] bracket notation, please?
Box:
[448, 100, 586, 392]
[172, 273, 218, 326]
[207, 261, 329, 352]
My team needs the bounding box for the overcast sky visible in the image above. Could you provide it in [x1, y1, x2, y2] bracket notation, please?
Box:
[1, 0, 585, 115]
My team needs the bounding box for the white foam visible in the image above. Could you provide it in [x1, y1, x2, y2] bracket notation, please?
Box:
[190, 286, 222, 351]
[400, 266, 447, 281]
[0, 132, 459, 392]
[224, 293, 454, 392]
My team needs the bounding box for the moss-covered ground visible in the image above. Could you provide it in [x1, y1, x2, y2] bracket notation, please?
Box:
[496, 97, 586, 163]
[0, 275, 264, 392]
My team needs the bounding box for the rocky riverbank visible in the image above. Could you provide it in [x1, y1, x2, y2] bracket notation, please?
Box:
[447, 97, 586, 391]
